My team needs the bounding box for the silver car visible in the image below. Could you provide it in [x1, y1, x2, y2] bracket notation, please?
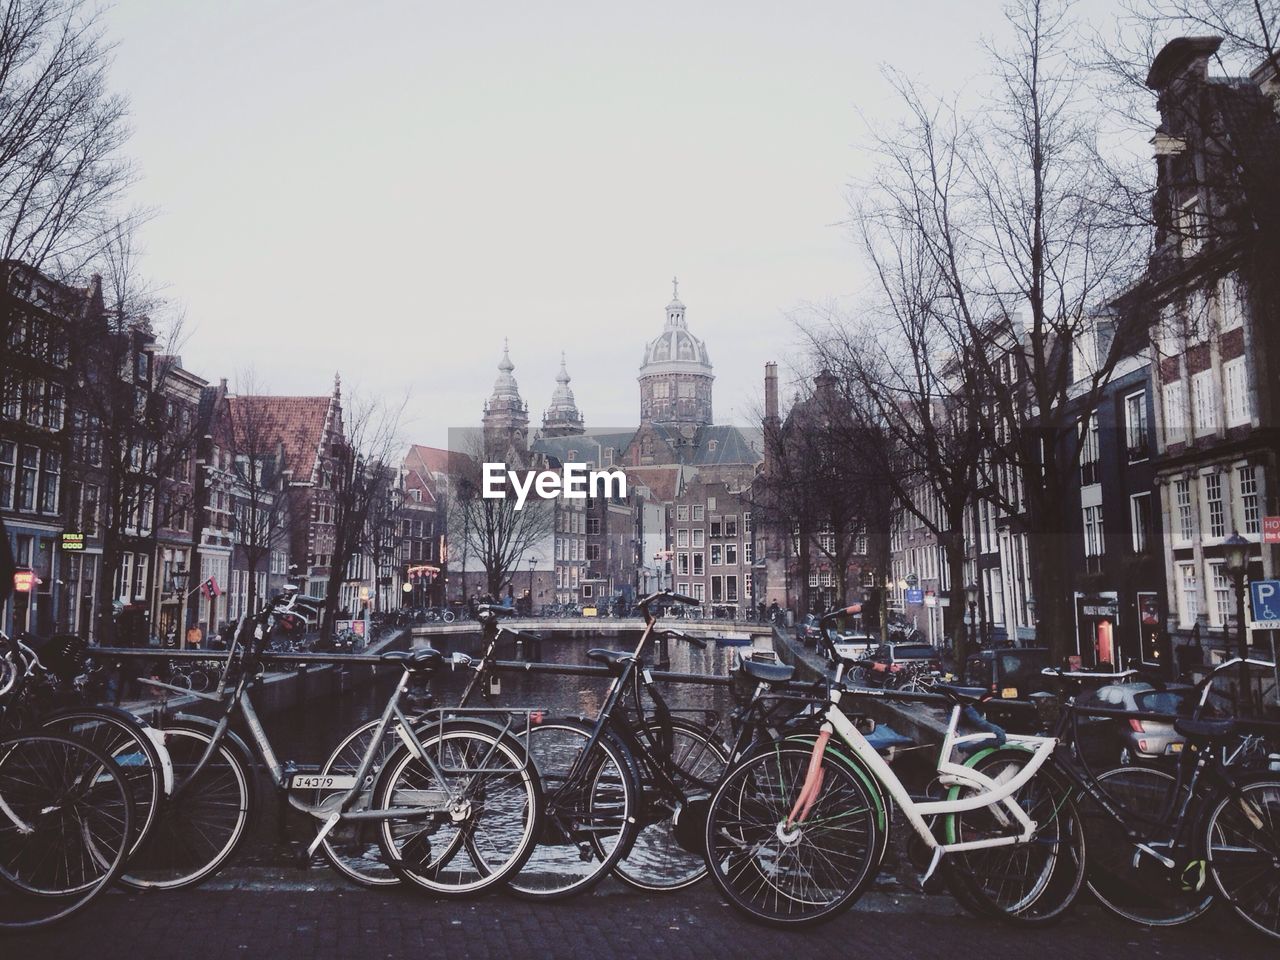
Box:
[1078, 683, 1225, 766]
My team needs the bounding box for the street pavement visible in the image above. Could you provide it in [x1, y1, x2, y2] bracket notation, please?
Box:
[6, 867, 1271, 960]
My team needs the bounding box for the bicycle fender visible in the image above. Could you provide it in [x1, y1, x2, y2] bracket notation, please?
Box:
[169, 712, 259, 788]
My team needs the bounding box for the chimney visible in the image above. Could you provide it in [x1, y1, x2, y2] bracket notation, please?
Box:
[764, 362, 779, 422]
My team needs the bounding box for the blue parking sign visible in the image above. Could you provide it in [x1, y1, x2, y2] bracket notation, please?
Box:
[905, 588, 924, 605]
[1250, 580, 1280, 627]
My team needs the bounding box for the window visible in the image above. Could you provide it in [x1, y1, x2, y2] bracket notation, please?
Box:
[1174, 479, 1194, 545]
[692, 529, 704, 548]
[676, 582, 689, 595]
[1223, 357, 1250, 427]
[692, 553, 704, 575]
[808, 571, 818, 587]
[586, 544, 600, 561]
[16, 446, 38, 511]
[818, 532, 835, 553]
[692, 505, 704, 522]
[676, 505, 688, 522]
[744, 572, 753, 598]
[725, 543, 737, 565]
[586, 517, 600, 535]
[677, 553, 689, 575]
[1206, 560, 1232, 628]
[1237, 466, 1261, 535]
[24, 379, 44, 427]
[676, 529, 689, 548]
[726, 576, 738, 602]
[1082, 504, 1104, 558]
[710, 517, 722, 537]
[0, 442, 13, 510]
[45, 382, 64, 431]
[1191, 369, 1217, 437]
[725, 517, 737, 538]
[743, 540, 753, 563]
[1130, 493, 1152, 554]
[711, 577, 723, 603]
[710, 544, 723, 565]
[743, 512, 752, 534]
[1178, 197, 1204, 257]
[132, 553, 149, 601]
[581, 583, 593, 599]
[1124, 392, 1148, 461]
[39, 451, 59, 514]
[692, 582, 704, 602]
[1079, 413, 1100, 485]
[1176, 562, 1199, 628]
[1220, 274, 1245, 331]
[1163, 380, 1186, 445]
[1202, 472, 1225, 540]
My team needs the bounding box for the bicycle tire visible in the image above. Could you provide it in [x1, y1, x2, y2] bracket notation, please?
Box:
[944, 749, 1085, 926]
[119, 723, 252, 890]
[314, 718, 401, 887]
[614, 717, 729, 891]
[0, 732, 134, 931]
[40, 706, 166, 860]
[1204, 776, 1280, 940]
[1080, 765, 1214, 927]
[375, 722, 541, 898]
[703, 740, 881, 927]
[508, 718, 640, 900]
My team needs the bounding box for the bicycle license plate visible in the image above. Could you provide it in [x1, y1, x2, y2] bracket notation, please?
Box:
[290, 774, 358, 790]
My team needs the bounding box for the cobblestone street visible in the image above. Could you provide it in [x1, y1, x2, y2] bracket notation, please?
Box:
[8, 869, 1272, 960]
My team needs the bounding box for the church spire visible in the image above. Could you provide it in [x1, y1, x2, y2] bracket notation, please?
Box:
[542, 350, 585, 437]
[483, 339, 528, 453]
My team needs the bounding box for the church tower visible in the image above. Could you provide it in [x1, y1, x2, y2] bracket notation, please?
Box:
[541, 352, 585, 437]
[482, 339, 529, 455]
[638, 278, 714, 429]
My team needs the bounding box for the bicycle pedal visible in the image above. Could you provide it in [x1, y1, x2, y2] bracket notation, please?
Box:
[291, 844, 315, 870]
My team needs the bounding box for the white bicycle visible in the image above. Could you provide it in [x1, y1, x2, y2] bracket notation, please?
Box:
[703, 606, 1085, 926]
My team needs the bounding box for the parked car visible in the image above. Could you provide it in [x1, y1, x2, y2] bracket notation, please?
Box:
[866, 642, 942, 686]
[962, 648, 1051, 701]
[795, 614, 822, 648]
[1075, 682, 1229, 767]
[823, 628, 879, 663]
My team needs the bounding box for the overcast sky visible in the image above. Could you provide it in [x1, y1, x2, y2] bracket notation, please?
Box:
[104, 0, 1123, 444]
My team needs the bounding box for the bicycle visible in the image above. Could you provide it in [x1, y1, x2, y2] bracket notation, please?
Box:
[508, 590, 730, 899]
[123, 593, 543, 897]
[702, 605, 1083, 927]
[1027, 658, 1280, 938]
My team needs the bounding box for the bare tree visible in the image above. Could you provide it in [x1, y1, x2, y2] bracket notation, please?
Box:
[854, 0, 1147, 663]
[323, 390, 403, 637]
[447, 435, 555, 600]
[0, 0, 133, 326]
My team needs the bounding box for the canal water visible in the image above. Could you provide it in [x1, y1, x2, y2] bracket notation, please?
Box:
[240, 631, 757, 867]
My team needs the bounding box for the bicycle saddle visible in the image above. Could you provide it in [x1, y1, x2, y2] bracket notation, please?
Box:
[1173, 717, 1236, 740]
[936, 684, 992, 706]
[739, 658, 795, 687]
[382, 647, 445, 672]
[587, 649, 634, 674]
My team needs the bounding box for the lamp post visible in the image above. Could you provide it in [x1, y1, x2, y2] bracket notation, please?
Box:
[1223, 531, 1251, 707]
[1025, 596, 1036, 644]
[965, 582, 979, 651]
[172, 563, 190, 650]
[528, 557, 536, 615]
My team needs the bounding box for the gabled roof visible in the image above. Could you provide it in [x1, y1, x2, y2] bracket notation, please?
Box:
[226, 395, 336, 483]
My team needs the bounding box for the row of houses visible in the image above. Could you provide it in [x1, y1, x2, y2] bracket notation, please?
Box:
[888, 37, 1279, 672]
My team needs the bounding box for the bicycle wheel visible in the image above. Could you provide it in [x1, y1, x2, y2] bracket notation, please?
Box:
[314, 718, 401, 887]
[120, 724, 252, 890]
[508, 718, 639, 900]
[1204, 777, 1280, 940]
[1080, 765, 1213, 926]
[0, 733, 133, 931]
[944, 749, 1085, 926]
[704, 741, 881, 926]
[375, 723, 540, 897]
[40, 707, 165, 860]
[615, 717, 729, 891]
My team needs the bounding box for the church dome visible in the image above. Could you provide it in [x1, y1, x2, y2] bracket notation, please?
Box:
[639, 279, 713, 376]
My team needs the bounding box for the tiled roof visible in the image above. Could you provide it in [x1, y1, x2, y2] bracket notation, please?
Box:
[227, 395, 335, 482]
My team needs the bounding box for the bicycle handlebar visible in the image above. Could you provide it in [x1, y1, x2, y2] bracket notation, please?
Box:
[637, 589, 699, 612]
[1041, 667, 1139, 681]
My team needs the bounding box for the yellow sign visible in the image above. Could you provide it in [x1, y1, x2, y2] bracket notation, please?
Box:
[60, 532, 85, 551]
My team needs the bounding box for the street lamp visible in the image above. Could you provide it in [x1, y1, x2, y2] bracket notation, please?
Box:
[965, 582, 979, 650]
[1218, 529, 1249, 665]
[528, 557, 536, 615]
[172, 563, 190, 650]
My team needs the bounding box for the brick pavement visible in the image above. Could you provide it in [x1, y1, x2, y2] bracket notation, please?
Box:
[5, 871, 1267, 960]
